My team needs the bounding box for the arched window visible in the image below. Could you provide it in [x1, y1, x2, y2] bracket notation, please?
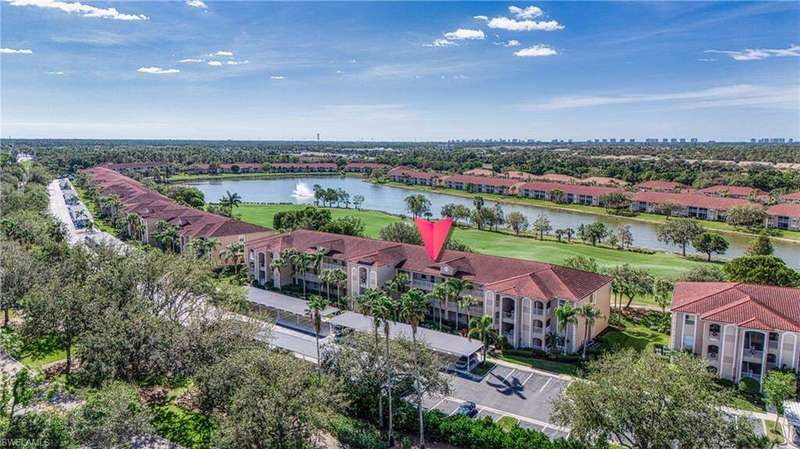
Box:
[533, 320, 544, 330]
[534, 301, 544, 314]
[707, 345, 719, 359]
[532, 338, 543, 348]
[709, 324, 721, 337]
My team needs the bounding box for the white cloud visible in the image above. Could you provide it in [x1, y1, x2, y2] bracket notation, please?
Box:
[47, 71, 64, 75]
[705, 44, 800, 61]
[504, 39, 521, 47]
[8, 0, 148, 21]
[179, 58, 204, 63]
[210, 50, 234, 57]
[509, 5, 543, 19]
[207, 60, 223, 66]
[514, 44, 557, 57]
[522, 84, 798, 111]
[1, 48, 33, 54]
[473, 15, 488, 20]
[185, 0, 207, 9]
[226, 60, 249, 65]
[488, 17, 563, 31]
[443, 28, 485, 40]
[137, 66, 179, 74]
[697, 58, 716, 62]
[424, 38, 458, 47]
[270, 75, 285, 80]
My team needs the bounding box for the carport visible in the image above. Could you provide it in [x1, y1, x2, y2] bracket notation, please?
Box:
[328, 311, 483, 371]
[247, 287, 339, 335]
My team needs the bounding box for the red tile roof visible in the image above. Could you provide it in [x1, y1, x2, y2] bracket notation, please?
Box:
[82, 167, 271, 239]
[637, 180, 686, 191]
[269, 162, 338, 170]
[387, 166, 442, 180]
[518, 180, 623, 198]
[442, 174, 520, 188]
[768, 203, 800, 218]
[783, 191, 800, 202]
[671, 282, 800, 332]
[632, 191, 757, 211]
[247, 229, 612, 302]
[700, 185, 763, 197]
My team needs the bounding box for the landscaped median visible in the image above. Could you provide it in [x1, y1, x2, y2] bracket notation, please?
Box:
[234, 203, 716, 280]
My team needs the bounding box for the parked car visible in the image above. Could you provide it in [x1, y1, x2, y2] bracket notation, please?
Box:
[454, 401, 478, 418]
[454, 355, 478, 371]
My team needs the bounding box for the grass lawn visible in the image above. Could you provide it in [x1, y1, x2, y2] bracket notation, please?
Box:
[496, 415, 519, 431]
[151, 383, 217, 449]
[73, 184, 120, 236]
[235, 204, 714, 280]
[597, 318, 670, 352]
[765, 420, 785, 445]
[492, 353, 581, 376]
[382, 181, 800, 243]
[0, 326, 68, 371]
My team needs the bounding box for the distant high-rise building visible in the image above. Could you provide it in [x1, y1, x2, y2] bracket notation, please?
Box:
[662, 138, 669, 143]
[610, 138, 617, 143]
[690, 138, 698, 143]
[645, 138, 658, 143]
[629, 138, 636, 143]
[670, 138, 678, 143]
[679, 138, 686, 143]
[751, 138, 757, 143]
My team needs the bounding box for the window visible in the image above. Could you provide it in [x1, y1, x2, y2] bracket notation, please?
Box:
[707, 345, 719, 359]
[709, 324, 721, 337]
[359, 267, 368, 285]
[684, 315, 695, 326]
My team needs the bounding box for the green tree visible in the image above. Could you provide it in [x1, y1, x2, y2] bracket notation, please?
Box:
[505, 211, 529, 235]
[187, 237, 219, 259]
[404, 194, 431, 218]
[553, 349, 761, 449]
[607, 264, 655, 308]
[577, 303, 602, 359]
[615, 224, 634, 249]
[154, 220, 180, 252]
[372, 293, 397, 445]
[653, 278, 674, 313]
[379, 222, 423, 245]
[578, 222, 609, 246]
[307, 294, 328, 376]
[691, 232, 729, 261]
[468, 315, 495, 362]
[563, 256, 599, 273]
[0, 239, 39, 327]
[679, 265, 726, 282]
[747, 233, 774, 256]
[656, 218, 704, 257]
[220, 240, 245, 277]
[762, 370, 797, 432]
[532, 213, 552, 240]
[398, 288, 430, 448]
[445, 278, 473, 331]
[218, 190, 242, 210]
[724, 255, 800, 287]
[726, 206, 768, 229]
[352, 194, 365, 209]
[68, 382, 153, 448]
[554, 303, 578, 355]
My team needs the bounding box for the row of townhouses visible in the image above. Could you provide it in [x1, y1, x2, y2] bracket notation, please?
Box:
[245, 229, 613, 353]
[386, 167, 800, 230]
[83, 167, 273, 263]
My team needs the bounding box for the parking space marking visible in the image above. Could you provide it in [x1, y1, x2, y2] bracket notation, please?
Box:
[502, 368, 516, 382]
[538, 377, 552, 393]
[441, 396, 570, 433]
[521, 372, 534, 386]
[431, 398, 445, 411]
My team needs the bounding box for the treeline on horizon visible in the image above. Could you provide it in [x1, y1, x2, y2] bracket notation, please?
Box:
[4, 139, 800, 192]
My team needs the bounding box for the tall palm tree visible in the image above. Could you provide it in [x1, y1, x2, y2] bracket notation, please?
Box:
[468, 315, 496, 362]
[188, 237, 218, 259]
[577, 303, 603, 359]
[372, 292, 396, 446]
[330, 268, 348, 306]
[399, 288, 430, 449]
[219, 190, 242, 209]
[357, 288, 385, 428]
[428, 283, 451, 331]
[126, 213, 142, 240]
[457, 294, 478, 338]
[554, 303, 578, 355]
[220, 241, 245, 276]
[386, 272, 410, 300]
[307, 294, 328, 376]
[319, 269, 334, 302]
[154, 221, 180, 253]
[445, 278, 472, 330]
[269, 255, 288, 288]
[285, 249, 308, 298]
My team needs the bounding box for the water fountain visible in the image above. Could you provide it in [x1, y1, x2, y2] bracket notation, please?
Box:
[291, 181, 315, 201]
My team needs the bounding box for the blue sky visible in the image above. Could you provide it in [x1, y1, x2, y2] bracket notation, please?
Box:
[1, 1, 799, 141]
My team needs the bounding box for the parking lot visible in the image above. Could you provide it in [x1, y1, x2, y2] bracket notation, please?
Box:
[422, 364, 571, 439]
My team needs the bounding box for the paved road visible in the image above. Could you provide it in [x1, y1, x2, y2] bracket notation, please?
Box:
[422, 364, 570, 439]
[48, 179, 126, 249]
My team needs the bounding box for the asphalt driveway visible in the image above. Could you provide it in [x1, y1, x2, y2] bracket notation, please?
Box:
[422, 363, 571, 439]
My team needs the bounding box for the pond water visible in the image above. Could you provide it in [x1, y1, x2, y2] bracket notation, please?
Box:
[185, 176, 800, 269]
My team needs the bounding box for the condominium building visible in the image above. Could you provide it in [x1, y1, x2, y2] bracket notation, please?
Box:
[517, 181, 622, 206]
[82, 167, 273, 263]
[671, 282, 800, 384]
[631, 191, 756, 221]
[767, 204, 800, 231]
[246, 230, 612, 353]
[387, 166, 443, 186]
[700, 185, 764, 200]
[441, 174, 520, 195]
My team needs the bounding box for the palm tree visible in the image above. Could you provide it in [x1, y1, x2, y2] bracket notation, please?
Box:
[428, 283, 451, 331]
[554, 303, 578, 355]
[126, 213, 142, 240]
[330, 268, 348, 306]
[445, 278, 472, 330]
[269, 255, 288, 288]
[219, 190, 242, 210]
[468, 315, 496, 362]
[404, 194, 431, 218]
[220, 241, 245, 276]
[154, 221, 180, 252]
[373, 293, 397, 446]
[307, 294, 328, 376]
[187, 237, 218, 259]
[399, 288, 430, 449]
[457, 294, 478, 338]
[319, 269, 334, 302]
[357, 288, 386, 428]
[285, 249, 309, 298]
[577, 303, 603, 359]
[386, 272, 410, 300]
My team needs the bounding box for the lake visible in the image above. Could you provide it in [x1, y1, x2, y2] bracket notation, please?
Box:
[185, 175, 800, 269]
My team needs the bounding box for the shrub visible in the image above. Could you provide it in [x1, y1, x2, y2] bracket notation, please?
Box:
[327, 414, 386, 449]
[738, 377, 760, 396]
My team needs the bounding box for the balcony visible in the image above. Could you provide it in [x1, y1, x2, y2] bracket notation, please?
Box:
[742, 347, 764, 362]
[412, 279, 435, 291]
[503, 311, 514, 319]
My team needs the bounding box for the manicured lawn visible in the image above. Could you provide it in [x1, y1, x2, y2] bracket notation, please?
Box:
[235, 204, 715, 280]
[492, 353, 581, 376]
[597, 318, 670, 352]
[151, 382, 217, 449]
[765, 420, 785, 445]
[0, 326, 68, 371]
[496, 415, 519, 431]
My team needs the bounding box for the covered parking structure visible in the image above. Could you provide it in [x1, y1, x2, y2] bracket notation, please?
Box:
[247, 287, 338, 336]
[328, 311, 483, 371]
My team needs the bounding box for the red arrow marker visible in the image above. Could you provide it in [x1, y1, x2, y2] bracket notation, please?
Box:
[415, 217, 453, 261]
